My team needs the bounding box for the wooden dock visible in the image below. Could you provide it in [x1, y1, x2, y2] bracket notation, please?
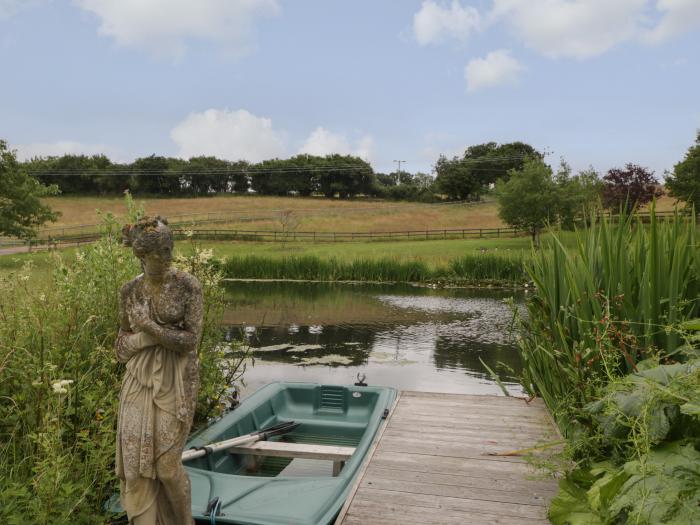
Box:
[336, 391, 560, 525]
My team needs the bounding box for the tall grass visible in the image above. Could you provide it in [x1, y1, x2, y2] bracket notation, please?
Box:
[220, 252, 528, 283]
[449, 252, 526, 282]
[518, 210, 700, 433]
[0, 214, 244, 524]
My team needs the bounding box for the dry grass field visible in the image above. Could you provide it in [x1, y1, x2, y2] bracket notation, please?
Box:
[41, 195, 507, 233]
[41, 193, 683, 236]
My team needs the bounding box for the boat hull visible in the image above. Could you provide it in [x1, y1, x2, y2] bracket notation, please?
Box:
[185, 382, 396, 525]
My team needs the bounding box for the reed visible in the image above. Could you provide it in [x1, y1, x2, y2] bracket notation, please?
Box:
[448, 252, 527, 282]
[220, 252, 528, 283]
[518, 209, 700, 433]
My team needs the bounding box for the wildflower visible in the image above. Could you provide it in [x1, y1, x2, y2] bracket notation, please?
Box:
[19, 275, 30, 282]
[51, 379, 74, 394]
[76, 252, 84, 263]
[197, 248, 214, 264]
[38, 293, 46, 302]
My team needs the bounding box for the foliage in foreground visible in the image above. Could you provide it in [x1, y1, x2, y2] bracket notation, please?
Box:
[549, 352, 700, 524]
[516, 209, 700, 523]
[0, 211, 245, 524]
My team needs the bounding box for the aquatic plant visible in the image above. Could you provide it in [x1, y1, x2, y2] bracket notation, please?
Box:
[220, 252, 528, 284]
[448, 251, 526, 282]
[519, 209, 700, 428]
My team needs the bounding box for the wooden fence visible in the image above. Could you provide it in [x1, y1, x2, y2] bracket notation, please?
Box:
[173, 227, 521, 242]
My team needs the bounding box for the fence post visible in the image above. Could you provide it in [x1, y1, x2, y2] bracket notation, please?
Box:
[444, 229, 447, 239]
[479, 229, 482, 238]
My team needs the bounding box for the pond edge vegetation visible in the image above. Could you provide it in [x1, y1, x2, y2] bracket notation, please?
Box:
[517, 209, 700, 524]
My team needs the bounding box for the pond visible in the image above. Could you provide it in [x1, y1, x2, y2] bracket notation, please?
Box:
[223, 281, 528, 398]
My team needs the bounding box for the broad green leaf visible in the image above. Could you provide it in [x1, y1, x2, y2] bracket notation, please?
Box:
[548, 477, 604, 525]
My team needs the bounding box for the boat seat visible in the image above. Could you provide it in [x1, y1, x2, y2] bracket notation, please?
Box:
[228, 441, 356, 476]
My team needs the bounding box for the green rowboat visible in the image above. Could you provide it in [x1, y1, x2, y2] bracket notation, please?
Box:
[185, 382, 396, 524]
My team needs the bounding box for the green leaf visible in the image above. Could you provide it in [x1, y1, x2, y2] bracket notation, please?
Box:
[681, 319, 700, 331]
[680, 403, 700, 417]
[608, 442, 700, 524]
[587, 462, 629, 513]
[549, 476, 605, 525]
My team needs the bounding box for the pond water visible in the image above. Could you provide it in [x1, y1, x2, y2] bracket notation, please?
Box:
[223, 281, 527, 398]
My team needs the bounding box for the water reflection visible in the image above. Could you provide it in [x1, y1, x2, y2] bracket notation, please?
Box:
[223, 281, 525, 397]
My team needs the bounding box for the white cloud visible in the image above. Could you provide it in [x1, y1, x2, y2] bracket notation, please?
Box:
[14, 140, 112, 160]
[299, 127, 374, 161]
[465, 49, 524, 92]
[170, 108, 286, 162]
[646, 0, 700, 43]
[74, 0, 280, 59]
[491, 0, 648, 59]
[413, 0, 482, 46]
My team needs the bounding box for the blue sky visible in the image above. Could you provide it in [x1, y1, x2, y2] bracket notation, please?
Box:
[1, 0, 699, 177]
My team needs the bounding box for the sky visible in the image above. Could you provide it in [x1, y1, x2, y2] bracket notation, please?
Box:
[1, 0, 699, 177]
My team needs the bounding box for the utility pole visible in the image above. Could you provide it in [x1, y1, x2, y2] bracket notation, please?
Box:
[393, 160, 406, 185]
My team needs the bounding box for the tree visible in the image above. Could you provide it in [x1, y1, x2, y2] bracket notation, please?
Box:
[554, 163, 603, 229]
[496, 158, 559, 246]
[602, 163, 663, 213]
[666, 131, 700, 210]
[0, 140, 59, 238]
[435, 141, 542, 200]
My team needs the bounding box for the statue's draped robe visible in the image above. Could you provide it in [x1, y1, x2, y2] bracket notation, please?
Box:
[115, 271, 202, 524]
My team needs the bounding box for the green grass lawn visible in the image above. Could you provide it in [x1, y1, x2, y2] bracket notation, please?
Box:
[1, 231, 578, 283]
[190, 234, 566, 267]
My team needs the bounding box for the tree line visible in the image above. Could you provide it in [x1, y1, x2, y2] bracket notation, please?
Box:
[3, 132, 700, 239]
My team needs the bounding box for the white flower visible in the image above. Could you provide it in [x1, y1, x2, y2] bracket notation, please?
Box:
[75, 252, 84, 263]
[197, 249, 214, 264]
[51, 379, 74, 394]
[38, 293, 46, 302]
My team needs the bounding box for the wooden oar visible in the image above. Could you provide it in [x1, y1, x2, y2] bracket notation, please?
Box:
[182, 421, 300, 462]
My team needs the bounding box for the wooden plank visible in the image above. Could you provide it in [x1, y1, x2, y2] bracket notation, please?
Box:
[388, 413, 553, 431]
[371, 450, 542, 480]
[395, 401, 553, 422]
[398, 395, 544, 411]
[400, 391, 545, 407]
[344, 500, 549, 525]
[382, 428, 556, 447]
[363, 465, 558, 497]
[360, 476, 552, 507]
[228, 441, 354, 461]
[351, 487, 549, 520]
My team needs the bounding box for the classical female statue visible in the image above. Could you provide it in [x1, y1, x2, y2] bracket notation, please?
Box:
[115, 216, 203, 525]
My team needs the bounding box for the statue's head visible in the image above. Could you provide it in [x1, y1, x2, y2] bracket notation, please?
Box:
[122, 216, 173, 276]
